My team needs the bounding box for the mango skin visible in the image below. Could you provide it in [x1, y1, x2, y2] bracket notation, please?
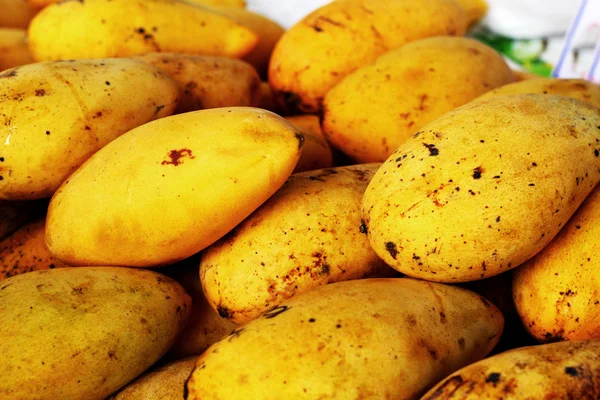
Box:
[513, 186, 600, 342]
[186, 278, 503, 400]
[0, 267, 191, 400]
[28, 0, 258, 61]
[285, 115, 333, 173]
[322, 37, 514, 163]
[0, 216, 69, 280]
[0, 59, 178, 200]
[362, 94, 600, 283]
[108, 357, 197, 400]
[0, 28, 34, 71]
[201, 164, 392, 325]
[268, 0, 467, 113]
[421, 339, 600, 400]
[478, 78, 600, 108]
[46, 107, 304, 267]
[135, 52, 260, 114]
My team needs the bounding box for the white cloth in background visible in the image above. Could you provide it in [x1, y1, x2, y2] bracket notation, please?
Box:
[484, 0, 581, 39]
[246, 0, 330, 29]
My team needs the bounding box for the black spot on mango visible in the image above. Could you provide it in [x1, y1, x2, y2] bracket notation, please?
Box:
[385, 242, 398, 259]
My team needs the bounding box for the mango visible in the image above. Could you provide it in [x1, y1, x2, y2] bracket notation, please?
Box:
[362, 94, 600, 282]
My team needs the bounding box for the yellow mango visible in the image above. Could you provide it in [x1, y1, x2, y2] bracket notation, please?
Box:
[186, 278, 504, 399]
[108, 357, 197, 400]
[362, 94, 600, 282]
[28, 0, 258, 61]
[513, 186, 600, 342]
[0, 0, 38, 29]
[201, 164, 392, 325]
[285, 115, 333, 173]
[323, 37, 514, 162]
[135, 52, 260, 114]
[46, 107, 304, 267]
[0, 216, 69, 280]
[0, 267, 191, 400]
[0, 28, 34, 71]
[478, 78, 600, 108]
[0, 59, 178, 200]
[268, 0, 467, 113]
[421, 339, 600, 399]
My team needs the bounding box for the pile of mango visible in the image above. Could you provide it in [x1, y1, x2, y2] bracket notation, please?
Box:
[2, 0, 600, 398]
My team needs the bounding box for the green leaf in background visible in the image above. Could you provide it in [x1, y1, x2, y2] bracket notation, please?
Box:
[470, 27, 554, 77]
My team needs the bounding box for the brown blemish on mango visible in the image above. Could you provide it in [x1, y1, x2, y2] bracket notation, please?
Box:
[423, 143, 439, 156]
[217, 304, 233, 319]
[161, 149, 195, 166]
[385, 242, 398, 259]
[0, 70, 18, 79]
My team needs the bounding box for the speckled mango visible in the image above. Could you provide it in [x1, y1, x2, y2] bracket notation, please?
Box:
[268, 0, 467, 113]
[28, 0, 258, 61]
[0, 216, 68, 281]
[0, 267, 191, 400]
[0, 28, 34, 71]
[108, 357, 197, 400]
[421, 339, 600, 399]
[285, 115, 333, 173]
[162, 258, 238, 359]
[513, 185, 600, 342]
[362, 94, 600, 283]
[46, 107, 304, 267]
[134, 52, 260, 114]
[322, 37, 514, 163]
[186, 278, 504, 400]
[478, 78, 600, 108]
[201, 164, 391, 325]
[0, 59, 178, 200]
